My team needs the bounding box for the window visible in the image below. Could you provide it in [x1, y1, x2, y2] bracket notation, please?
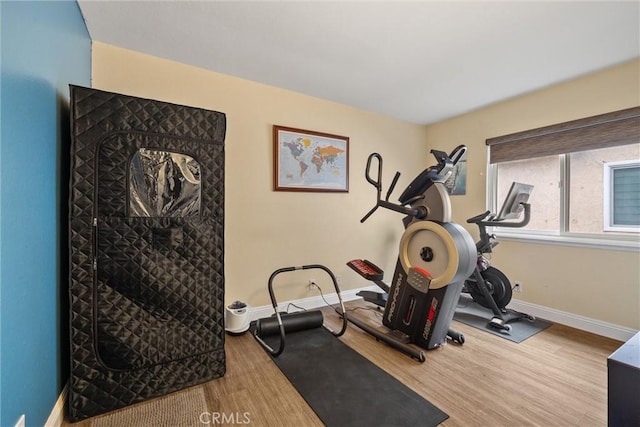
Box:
[487, 107, 640, 250]
[494, 155, 560, 233]
[604, 160, 640, 232]
[129, 148, 202, 217]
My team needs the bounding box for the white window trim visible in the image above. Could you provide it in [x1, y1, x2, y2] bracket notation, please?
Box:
[603, 159, 640, 233]
[492, 229, 640, 252]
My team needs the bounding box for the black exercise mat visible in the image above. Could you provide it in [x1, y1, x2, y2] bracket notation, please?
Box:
[254, 325, 448, 427]
[454, 295, 553, 343]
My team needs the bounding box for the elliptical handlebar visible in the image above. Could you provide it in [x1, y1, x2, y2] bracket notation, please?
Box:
[365, 153, 383, 190]
[361, 145, 467, 223]
[448, 144, 467, 166]
[361, 153, 425, 223]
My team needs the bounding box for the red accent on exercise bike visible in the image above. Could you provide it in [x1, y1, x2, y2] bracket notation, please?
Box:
[347, 259, 384, 281]
[427, 301, 437, 323]
[413, 266, 432, 278]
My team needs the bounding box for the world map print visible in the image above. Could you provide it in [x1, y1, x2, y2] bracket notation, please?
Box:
[276, 129, 348, 191]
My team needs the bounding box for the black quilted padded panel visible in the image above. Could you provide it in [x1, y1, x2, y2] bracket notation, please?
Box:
[68, 86, 226, 421]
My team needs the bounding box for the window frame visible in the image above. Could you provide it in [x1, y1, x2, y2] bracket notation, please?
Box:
[485, 106, 640, 252]
[487, 158, 640, 252]
[603, 159, 640, 233]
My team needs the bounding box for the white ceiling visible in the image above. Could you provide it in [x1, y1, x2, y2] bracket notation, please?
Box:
[78, 1, 639, 125]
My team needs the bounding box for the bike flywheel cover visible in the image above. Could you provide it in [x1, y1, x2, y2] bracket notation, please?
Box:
[398, 221, 475, 289]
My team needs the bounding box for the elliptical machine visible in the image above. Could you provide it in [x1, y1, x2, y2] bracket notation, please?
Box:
[462, 182, 535, 333]
[347, 146, 476, 362]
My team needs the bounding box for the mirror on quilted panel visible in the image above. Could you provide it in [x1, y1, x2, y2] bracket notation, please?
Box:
[129, 148, 201, 217]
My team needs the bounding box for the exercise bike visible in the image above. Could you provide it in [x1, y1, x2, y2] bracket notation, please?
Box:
[461, 182, 535, 333]
[346, 146, 476, 362]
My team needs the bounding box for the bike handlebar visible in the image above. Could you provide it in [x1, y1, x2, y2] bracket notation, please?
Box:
[468, 203, 531, 228]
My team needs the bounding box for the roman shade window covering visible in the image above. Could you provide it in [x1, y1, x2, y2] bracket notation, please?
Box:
[486, 107, 640, 164]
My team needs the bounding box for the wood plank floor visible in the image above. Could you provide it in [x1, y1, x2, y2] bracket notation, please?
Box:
[64, 300, 623, 426]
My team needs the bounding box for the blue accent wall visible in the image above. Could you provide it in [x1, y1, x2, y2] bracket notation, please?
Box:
[0, 1, 91, 425]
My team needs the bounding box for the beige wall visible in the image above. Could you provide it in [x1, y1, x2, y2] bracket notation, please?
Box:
[425, 59, 640, 329]
[92, 42, 639, 330]
[92, 42, 430, 306]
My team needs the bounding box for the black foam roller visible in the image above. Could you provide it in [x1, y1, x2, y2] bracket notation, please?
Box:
[255, 310, 324, 337]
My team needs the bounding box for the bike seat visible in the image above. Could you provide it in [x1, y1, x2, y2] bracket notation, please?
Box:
[467, 210, 491, 224]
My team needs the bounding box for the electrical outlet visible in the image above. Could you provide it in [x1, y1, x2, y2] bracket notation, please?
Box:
[308, 279, 317, 290]
[513, 282, 523, 293]
[336, 275, 342, 286]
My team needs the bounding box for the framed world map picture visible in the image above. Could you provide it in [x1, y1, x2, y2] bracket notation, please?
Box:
[273, 125, 349, 192]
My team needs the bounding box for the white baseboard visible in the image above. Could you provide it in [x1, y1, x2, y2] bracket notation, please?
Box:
[45, 381, 68, 427]
[507, 298, 638, 342]
[248, 285, 638, 342]
[248, 286, 370, 322]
